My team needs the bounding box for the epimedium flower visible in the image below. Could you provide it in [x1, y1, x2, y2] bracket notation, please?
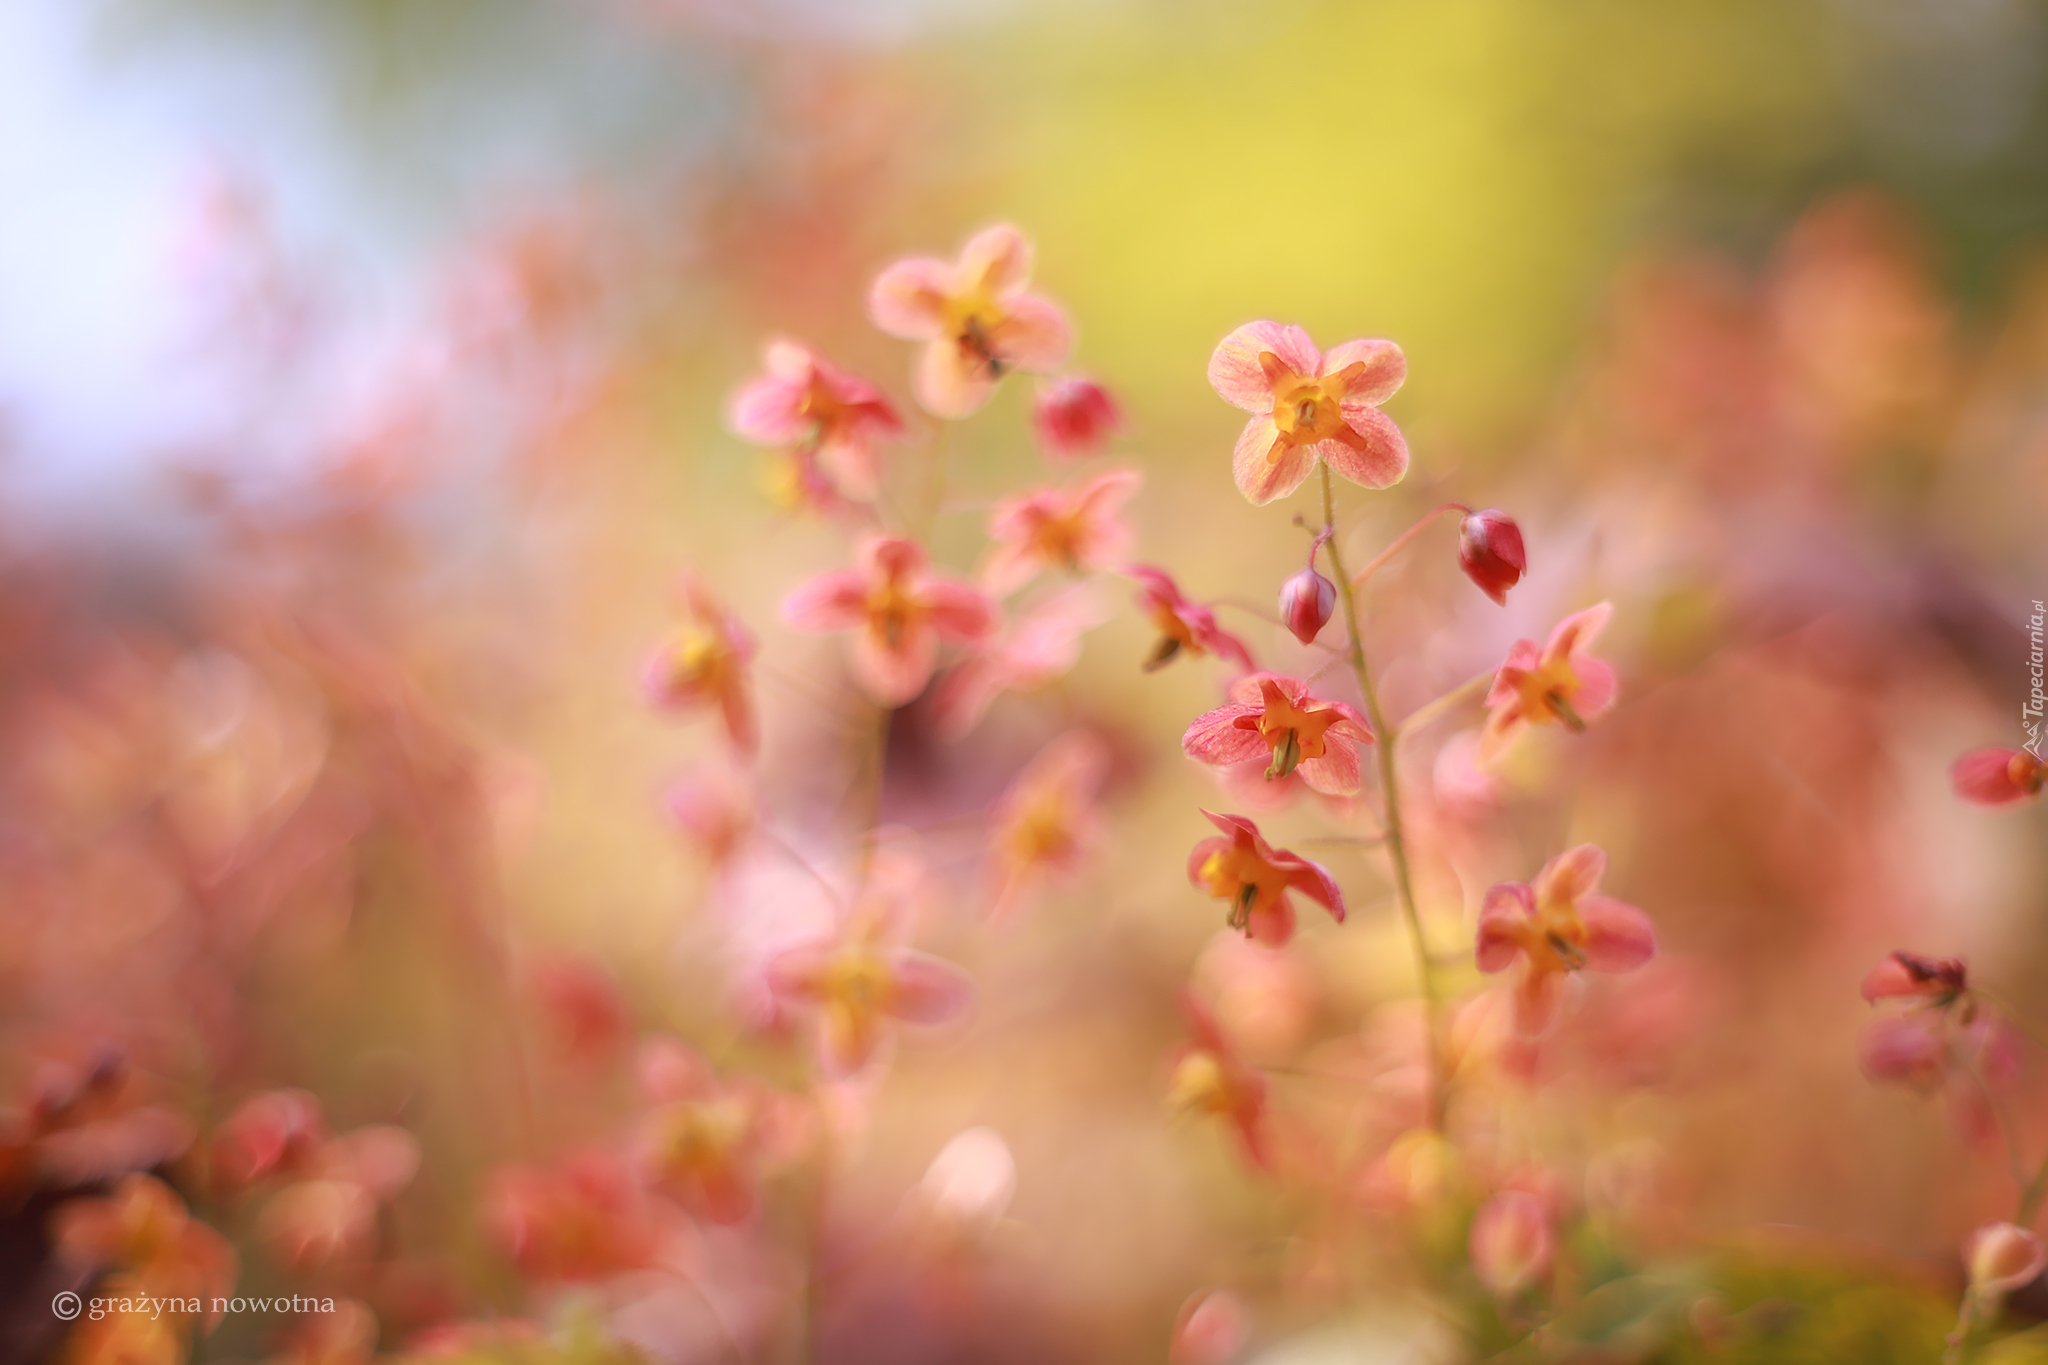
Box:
[933, 584, 1109, 737]
[727, 339, 905, 500]
[1124, 565, 1254, 674]
[868, 224, 1073, 419]
[1186, 810, 1345, 947]
[764, 906, 975, 1077]
[985, 730, 1110, 919]
[1183, 673, 1374, 796]
[782, 534, 999, 707]
[1167, 994, 1269, 1170]
[642, 574, 758, 753]
[1206, 321, 1408, 506]
[1481, 602, 1619, 760]
[484, 1148, 658, 1283]
[1476, 844, 1656, 1035]
[629, 1036, 804, 1225]
[980, 469, 1142, 595]
[1952, 746, 2046, 806]
[1033, 375, 1120, 461]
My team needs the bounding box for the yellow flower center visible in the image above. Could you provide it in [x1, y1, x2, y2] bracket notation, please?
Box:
[1261, 354, 1368, 459]
[866, 582, 922, 650]
[1007, 793, 1076, 866]
[1514, 656, 1584, 730]
[1168, 1051, 1230, 1115]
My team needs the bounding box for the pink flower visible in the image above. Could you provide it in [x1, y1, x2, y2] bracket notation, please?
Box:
[764, 911, 974, 1077]
[1183, 673, 1374, 797]
[1206, 321, 1408, 505]
[1953, 746, 2046, 806]
[1481, 602, 1619, 759]
[782, 534, 998, 706]
[985, 731, 1110, 917]
[1458, 510, 1527, 606]
[727, 339, 904, 499]
[484, 1148, 657, 1282]
[1861, 950, 1967, 1006]
[642, 574, 759, 753]
[933, 585, 1109, 737]
[1476, 844, 1656, 1035]
[665, 761, 756, 867]
[981, 469, 1142, 594]
[868, 224, 1073, 418]
[1967, 1222, 2046, 1300]
[1033, 375, 1121, 461]
[1277, 566, 1336, 644]
[1469, 1189, 1555, 1298]
[1167, 994, 1269, 1170]
[1186, 811, 1345, 947]
[52, 1174, 237, 1312]
[629, 1036, 803, 1225]
[1125, 565, 1254, 673]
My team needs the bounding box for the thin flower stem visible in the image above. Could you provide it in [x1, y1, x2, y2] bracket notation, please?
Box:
[1319, 465, 1447, 1130]
[1393, 670, 1495, 741]
[1346, 501, 1471, 589]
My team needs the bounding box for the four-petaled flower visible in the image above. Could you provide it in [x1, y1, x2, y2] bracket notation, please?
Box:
[1183, 673, 1374, 796]
[869, 225, 1073, 418]
[642, 574, 759, 752]
[1125, 565, 1254, 674]
[1167, 994, 1269, 1169]
[1952, 746, 2046, 806]
[986, 730, 1110, 918]
[1206, 321, 1409, 506]
[629, 1036, 801, 1225]
[783, 534, 998, 706]
[1186, 811, 1345, 946]
[1481, 602, 1619, 760]
[728, 339, 905, 500]
[765, 911, 975, 1076]
[981, 469, 1142, 594]
[1476, 844, 1656, 1034]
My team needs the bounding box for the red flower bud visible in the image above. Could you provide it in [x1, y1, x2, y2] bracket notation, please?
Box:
[1459, 510, 1526, 606]
[1952, 746, 2046, 806]
[1032, 376, 1120, 461]
[1278, 567, 1336, 644]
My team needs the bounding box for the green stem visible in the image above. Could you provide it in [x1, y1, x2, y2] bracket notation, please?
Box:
[1319, 466, 1447, 1130]
[1346, 501, 1470, 589]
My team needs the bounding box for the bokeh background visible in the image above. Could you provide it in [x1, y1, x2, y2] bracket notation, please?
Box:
[2, 1, 2046, 1361]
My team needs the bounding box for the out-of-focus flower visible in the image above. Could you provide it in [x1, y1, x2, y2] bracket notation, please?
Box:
[1858, 999, 2021, 1144]
[1183, 673, 1373, 796]
[1167, 996, 1268, 1170]
[665, 761, 756, 867]
[1206, 321, 1408, 505]
[762, 444, 859, 521]
[484, 1148, 657, 1283]
[642, 575, 759, 753]
[980, 469, 1142, 594]
[764, 900, 975, 1076]
[1193, 932, 1318, 1062]
[1125, 565, 1254, 674]
[1481, 602, 1619, 760]
[256, 1124, 421, 1275]
[985, 731, 1110, 918]
[933, 584, 1109, 736]
[1457, 510, 1527, 606]
[212, 1089, 329, 1190]
[1186, 811, 1345, 947]
[1033, 375, 1120, 461]
[0, 1050, 194, 1193]
[1277, 566, 1336, 644]
[264, 1299, 378, 1365]
[914, 1127, 1017, 1239]
[53, 1174, 237, 1313]
[1861, 950, 1968, 1006]
[630, 1036, 803, 1225]
[1966, 1222, 2046, 1301]
[1469, 1189, 1555, 1297]
[868, 224, 1072, 418]
[528, 952, 631, 1063]
[1170, 1289, 1252, 1365]
[782, 534, 997, 706]
[1476, 844, 1656, 1035]
[1952, 746, 2045, 806]
[727, 339, 904, 500]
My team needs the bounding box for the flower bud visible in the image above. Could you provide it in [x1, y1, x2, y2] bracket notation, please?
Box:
[1458, 510, 1527, 606]
[1952, 747, 2046, 806]
[1469, 1189, 1554, 1298]
[1278, 567, 1336, 644]
[1032, 376, 1120, 461]
[1967, 1221, 2046, 1299]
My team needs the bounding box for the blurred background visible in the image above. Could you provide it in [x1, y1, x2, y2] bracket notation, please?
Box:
[1, 0, 2046, 1361]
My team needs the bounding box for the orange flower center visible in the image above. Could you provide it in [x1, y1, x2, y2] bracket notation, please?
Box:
[1237, 680, 1343, 778]
[651, 1100, 748, 1176]
[1260, 355, 1367, 458]
[1513, 656, 1585, 730]
[1006, 793, 1077, 867]
[1026, 510, 1088, 570]
[866, 582, 923, 650]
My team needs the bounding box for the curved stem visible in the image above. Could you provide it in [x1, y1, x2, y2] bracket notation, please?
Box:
[1347, 502, 1470, 589]
[1319, 466, 1447, 1130]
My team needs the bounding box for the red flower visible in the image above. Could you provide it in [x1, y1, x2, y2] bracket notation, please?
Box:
[1125, 565, 1254, 673]
[1476, 844, 1656, 1034]
[1167, 995, 1269, 1169]
[981, 469, 1142, 594]
[727, 339, 903, 500]
[1186, 811, 1345, 947]
[1457, 510, 1527, 606]
[1032, 375, 1121, 461]
[1183, 673, 1374, 796]
[1207, 321, 1408, 505]
[782, 534, 998, 706]
[642, 574, 759, 753]
[1481, 602, 1619, 759]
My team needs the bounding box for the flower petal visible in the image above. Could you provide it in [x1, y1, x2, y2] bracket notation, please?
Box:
[1232, 420, 1314, 506]
[914, 338, 996, 419]
[1296, 743, 1362, 797]
[989, 293, 1073, 373]
[868, 257, 952, 339]
[781, 572, 870, 632]
[1322, 406, 1410, 490]
[1534, 843, 1606, 905]
[1207, 321, 1320, 412]
[1275, 854, 1345, 922]
[888, 952, 975, 1024]
[1513, 969, 1564, 1036]
[1576, 895, 1656, 972]
[923, 579, 999, 643]
[1247, 895, 1296, 947]
[957, 224, 1033, 298]
[1569, 655, 1620, 720]
[727, 374, 807, 446]
[1546, 601, 1614, 662]
[1318, 338, 1407, 405]
[1183, 705, 1267, 766]
[1476, 882, 1533, 973]
[851, 622, 937, 706]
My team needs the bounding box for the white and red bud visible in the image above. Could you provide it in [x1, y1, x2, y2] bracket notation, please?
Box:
[1033, 376, 1120, 461]
[1967, 1221, 2046, 1300]
[1279, 567, 1336, 644]
[1458, 510, 1527, 606]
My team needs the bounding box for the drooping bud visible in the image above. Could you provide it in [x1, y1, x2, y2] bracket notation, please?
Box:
[1469, 1189, 1554, 1298]
[1860, 950, 1967, 1006]
[1032, 376, 1121, 461]
[1458, 510, 1527, 606]
[1278, 567, 1336, 644]
[1952, 747, 2046, 806]
[1966, 1221, 2046, 1300]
